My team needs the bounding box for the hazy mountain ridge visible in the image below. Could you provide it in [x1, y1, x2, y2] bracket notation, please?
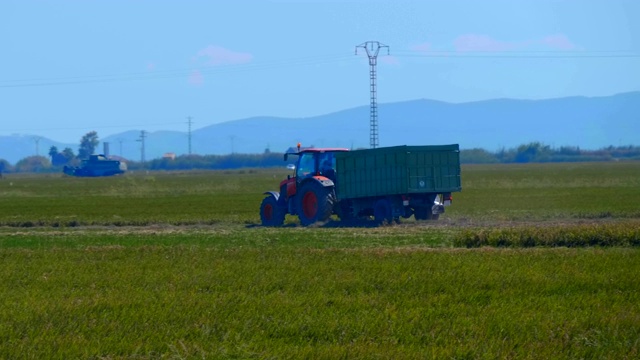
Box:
[1, 92, 638, 165]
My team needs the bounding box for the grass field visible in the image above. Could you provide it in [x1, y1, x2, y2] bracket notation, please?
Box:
[1, 162, 639, 358]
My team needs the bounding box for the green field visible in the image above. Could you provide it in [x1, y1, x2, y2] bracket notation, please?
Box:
[1, 162, 639, 358]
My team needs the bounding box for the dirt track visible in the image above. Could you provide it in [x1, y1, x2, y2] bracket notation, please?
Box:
[1, 216, 637, 237]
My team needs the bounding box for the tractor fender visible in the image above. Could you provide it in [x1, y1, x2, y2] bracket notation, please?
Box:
[262, 191, 280, 201]
[300, 176, 334, 189]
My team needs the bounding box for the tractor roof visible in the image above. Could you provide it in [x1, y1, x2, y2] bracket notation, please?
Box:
[298, 147, 349, 154]
[284, 147, 349, 161]
[285, 146, 350, 155]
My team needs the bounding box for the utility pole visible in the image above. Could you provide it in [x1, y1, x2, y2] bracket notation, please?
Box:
[356, 41, 390, 149]
[117, 139, 124, 157]
[137, 130, 147, 165]
[187, 116, 193, 155]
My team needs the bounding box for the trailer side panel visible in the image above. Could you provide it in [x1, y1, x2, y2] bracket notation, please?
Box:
[335, 145, 461, 200]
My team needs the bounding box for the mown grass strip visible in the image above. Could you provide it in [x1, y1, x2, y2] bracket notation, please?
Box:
[455, 222, 640, 248]
[0, 226, 453, 250]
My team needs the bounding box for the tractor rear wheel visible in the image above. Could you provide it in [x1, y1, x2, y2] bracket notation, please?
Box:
[296, 182, 334, 226]
[260, 195, 285, 226]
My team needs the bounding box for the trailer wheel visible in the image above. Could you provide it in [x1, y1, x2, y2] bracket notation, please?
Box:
[337, 201, 355, 221]
[374, 199, 393, 224]
[260, 195, 285, 226]
[296, 182, 334, 226]
[414, 207, 429, 220]
[415, 207, 439, 221]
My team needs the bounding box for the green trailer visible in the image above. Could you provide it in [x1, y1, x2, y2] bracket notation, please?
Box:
[259, 144, 462, 226]
[335, 145, 461, 199]
[334, 145, 461, 222]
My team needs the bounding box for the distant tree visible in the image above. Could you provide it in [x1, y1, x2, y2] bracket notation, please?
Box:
[62, 147, 75, 160]
[51, 154, 67, 166]
[460, 148, 499, 164]
[143, 152, 287, 171]
[514, 142, 552, 163]
[558, 146, 581, 156]
[15, 156, 51, 173]
[78, 131, 99, 159]
[48, 146, 59, 159]
[61, 148, 78, 166]
[0, 159, 13, 174]
[48, 145, 69, 166]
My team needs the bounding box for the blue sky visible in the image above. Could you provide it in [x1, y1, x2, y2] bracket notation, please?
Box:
[1, 0, 638, 143]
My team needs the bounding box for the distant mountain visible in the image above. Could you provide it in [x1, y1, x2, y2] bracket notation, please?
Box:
[0, 135, 73, 166]
[2, 92, 639, 165]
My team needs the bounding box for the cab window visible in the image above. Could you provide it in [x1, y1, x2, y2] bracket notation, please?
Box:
[297, 153, 316, 178]
[318, 153, 335, 173]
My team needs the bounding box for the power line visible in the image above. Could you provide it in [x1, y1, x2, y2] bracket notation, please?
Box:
[1, 50, 637, 89]
[0, 54, 353, 89]
[392, 50, 640, 59]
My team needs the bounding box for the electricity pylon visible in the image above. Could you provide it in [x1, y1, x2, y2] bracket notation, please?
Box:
[356, 41, 390, 149]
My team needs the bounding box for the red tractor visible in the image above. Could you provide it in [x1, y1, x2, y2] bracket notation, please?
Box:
[260, 144, 462, 226]
[260, 145, 349, 226]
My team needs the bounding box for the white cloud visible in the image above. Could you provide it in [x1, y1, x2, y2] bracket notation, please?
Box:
[454, 34, 518, 52]
[196, 45, 253, 66]
[540, 34, 578, 50]
[188, 70, 204, 86]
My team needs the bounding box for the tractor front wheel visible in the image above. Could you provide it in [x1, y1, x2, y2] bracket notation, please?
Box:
[296, 182, 334, 226]
[260, 195, 285, 226]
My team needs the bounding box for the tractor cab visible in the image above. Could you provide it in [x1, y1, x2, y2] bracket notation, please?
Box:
[284, 145, 348, 184]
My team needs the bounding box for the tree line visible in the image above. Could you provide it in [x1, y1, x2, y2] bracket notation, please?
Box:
[1, 134, 639, 174]
[460, 143, 640, 164]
